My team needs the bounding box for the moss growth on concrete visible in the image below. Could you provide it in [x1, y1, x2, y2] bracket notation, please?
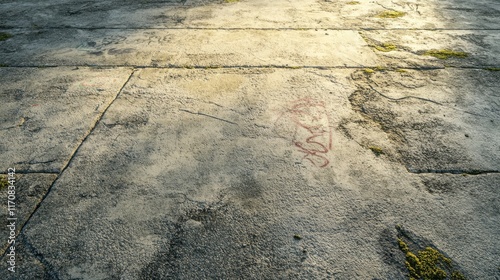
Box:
[224, 0, 239, 3]
[347, 1, 360, 4]
[397, 238, 468, 280]
[0, 175, 8, 191]
[364, 68, 375, 74]
[451, 272, 467, 280]
[484, 67, 500, 71]
[0, 63, 8, 67]
[424, 49, 468, 60]
[396, 68, 407, 73]
[369, 146, 384, 156]
[374, 43, 397, 52]
[377, 10, 406, 18]
[293, 234, 302, 240]
[363, 66, 386, 74]
[0, 32, 13, 41]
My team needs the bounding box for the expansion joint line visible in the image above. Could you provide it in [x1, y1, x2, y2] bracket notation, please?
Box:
[3, 69, 137, 259]
[407, 167, 499, 175]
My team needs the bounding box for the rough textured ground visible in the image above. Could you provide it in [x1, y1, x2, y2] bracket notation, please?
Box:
[0, 0, 499, 279]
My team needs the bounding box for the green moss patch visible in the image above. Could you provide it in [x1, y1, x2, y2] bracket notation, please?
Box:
[397, 237, 468, 280]
[369, 146, 384, 156]
[0, 32, 13, 41]
[364, 68, 375, 74]
[374, 43, 397, 52]
[363, 66, 386, 75]
[347, 1, 360, 4]
[224, 0, 239, 3]
[0, 175, 8, 191]
[424, 49, 468, 60]
[485, 67, 500, 71]
[377, 10, 406, 18]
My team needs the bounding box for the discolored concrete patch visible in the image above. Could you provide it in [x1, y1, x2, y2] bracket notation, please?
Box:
[0, 67, 133, 173]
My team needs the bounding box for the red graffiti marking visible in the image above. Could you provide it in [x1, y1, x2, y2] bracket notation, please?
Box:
[274, 98, 332, 167]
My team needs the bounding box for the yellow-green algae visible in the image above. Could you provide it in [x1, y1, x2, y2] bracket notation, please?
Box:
[377, 10, 406, 18]
[398, 238, 467, 280]
[0, 175, 8, 191]
[369, 146, 384, 156]
[374, 43, 397, 52]
[424, 49, 468, 60]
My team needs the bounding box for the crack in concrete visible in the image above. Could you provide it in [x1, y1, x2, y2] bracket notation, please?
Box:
[368, 85, 489, 117]
[0, 170, 59, 175]
[179, 108, 238, 125]
[6, 65, 498, 70]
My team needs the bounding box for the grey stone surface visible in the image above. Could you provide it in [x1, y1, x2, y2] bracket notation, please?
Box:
[0, 0, 499, 279]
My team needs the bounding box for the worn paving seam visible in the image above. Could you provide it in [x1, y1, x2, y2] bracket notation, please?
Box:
[1, 69, 137, 260]
[0, 171, 59, 175]
[406, 168, 500, 175]
[1, 26, 500, 31]
[5, 65, 500, 70]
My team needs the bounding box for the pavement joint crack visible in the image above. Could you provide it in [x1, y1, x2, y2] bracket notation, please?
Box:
[407, 168, 500, 175]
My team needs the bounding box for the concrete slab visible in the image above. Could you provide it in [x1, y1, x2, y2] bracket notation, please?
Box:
[1, 0, 499, 29]
[8, 68, 499, 279]
[0, 67, 133, 172]
[0, 29, 379, 67]
[1, 0, 499, 279]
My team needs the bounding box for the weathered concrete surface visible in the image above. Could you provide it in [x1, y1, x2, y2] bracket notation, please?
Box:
[0, 67, 133, 172]
[0, 0, 499, 279]
[1, 0, 499, 29]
